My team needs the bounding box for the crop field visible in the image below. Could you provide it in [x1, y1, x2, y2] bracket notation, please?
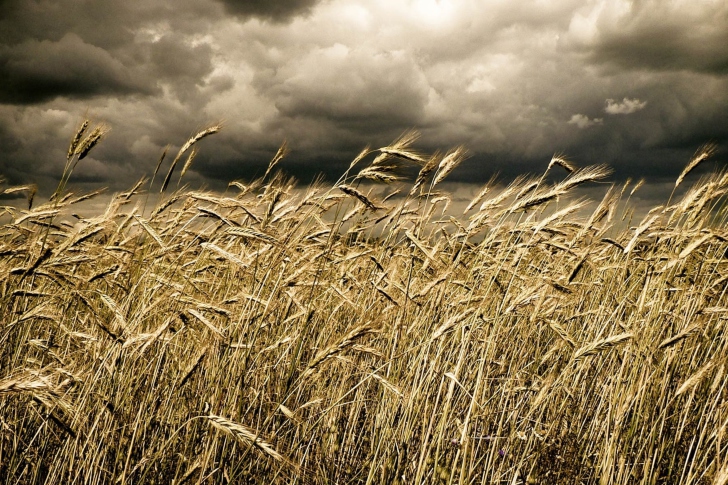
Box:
[1, 123, 727, 484]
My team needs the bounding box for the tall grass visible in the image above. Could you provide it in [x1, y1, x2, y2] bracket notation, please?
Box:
[1, 123, 727, 484]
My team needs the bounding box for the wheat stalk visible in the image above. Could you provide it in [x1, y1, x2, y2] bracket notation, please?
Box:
[548, 154, 576, 173]
[432, 146, 467, 187]
[206, 414, 296, 468]
[263, 140, 289, 180]
[161, 124, 221, 193]
[67, 119, 90, 161]
[75, 124, 111, 160]
[302, 323, 378, 379]
[675, 143, 717, 188]
[572, 333, 632, 361]
[675, 360, 715, 396]
[337, 184, 381, 211]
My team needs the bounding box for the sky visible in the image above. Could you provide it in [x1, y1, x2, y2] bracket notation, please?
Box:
[1, 0, 727, 200]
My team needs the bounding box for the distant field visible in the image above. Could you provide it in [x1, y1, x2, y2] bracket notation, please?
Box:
[1, 124, 726, 484]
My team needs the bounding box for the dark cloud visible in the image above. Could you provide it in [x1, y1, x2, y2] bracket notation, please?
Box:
[0, 0, 211, 48]
[0, 33, 154, 104]
[596, 37, 728, 75]
[567, 1, 728, 74]
[592, 29, 728, 74]
[0, 0, 726, 200]
[217, 0, 321, 22]
[0, 1, 135, 48]
[259, 47, 429, 133]
[142, 33, 217, 102]
[0, 0, 222, 106]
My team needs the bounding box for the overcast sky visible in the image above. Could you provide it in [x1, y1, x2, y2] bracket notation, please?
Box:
[1, 0, 727, 197]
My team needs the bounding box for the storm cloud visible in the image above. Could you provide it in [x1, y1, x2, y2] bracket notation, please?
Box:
[571, 0, 728, 74]
[0, 33, 154, 104]
[217, 0, 323, 22]
[0, 0, 726, 198]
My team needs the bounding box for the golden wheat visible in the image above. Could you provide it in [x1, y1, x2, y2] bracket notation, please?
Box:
[1, 125, 727, 484]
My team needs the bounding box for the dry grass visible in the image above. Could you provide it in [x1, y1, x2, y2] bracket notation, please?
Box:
[1, 123, 727, 484]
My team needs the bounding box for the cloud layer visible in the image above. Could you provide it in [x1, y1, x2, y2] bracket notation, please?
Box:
[0, 0, 726, 196]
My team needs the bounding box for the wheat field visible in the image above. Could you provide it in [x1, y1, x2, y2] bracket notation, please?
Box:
[1, 123, 727, 484]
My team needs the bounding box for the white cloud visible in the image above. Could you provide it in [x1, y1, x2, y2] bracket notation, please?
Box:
[568, 113, 603, 128]
[605, 98, 648, 114]
[466, 77, 496, 94]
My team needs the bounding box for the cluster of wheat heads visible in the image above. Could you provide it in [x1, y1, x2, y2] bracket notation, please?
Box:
[1, 123, 727, 484]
